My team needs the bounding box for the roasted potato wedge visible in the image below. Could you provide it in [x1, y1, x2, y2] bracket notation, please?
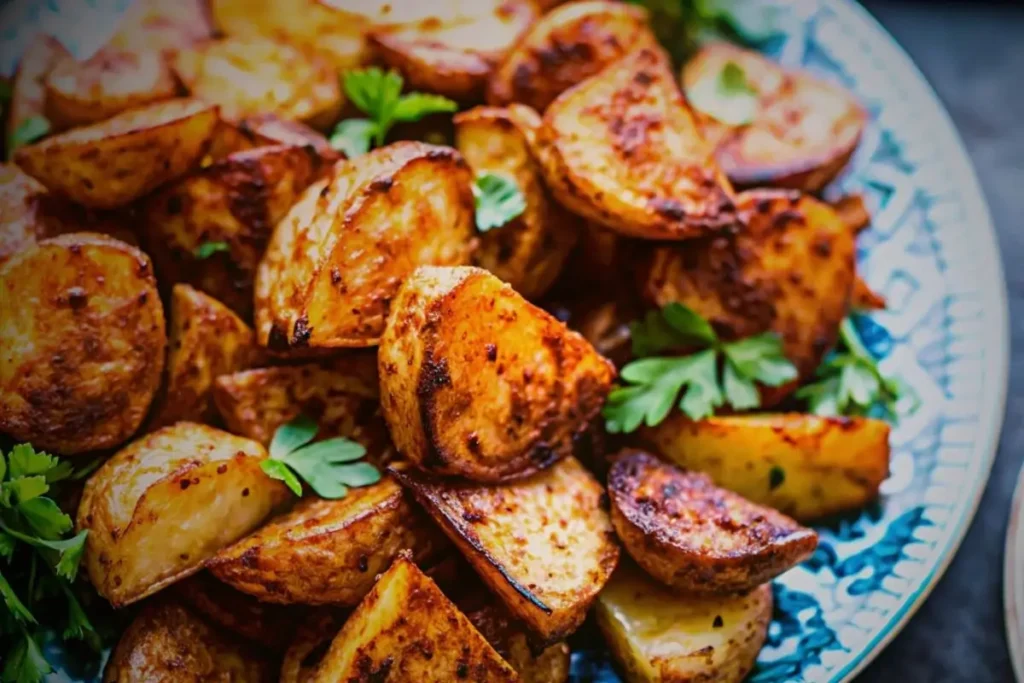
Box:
[487, 1, 657, 112]
[15, 98, 218, 208]
[455, 105, 580, 299]
[208, 476, 446, 605]
[281, 610, 349, 683]
[104, 602, 273, 683]
[0, 233, 164, 454]
[608, 450, 817, 595]
[106, 0, 214, 57]
[6, 34, 70, 146]
[683, 42, 867, 192]
[0, 163, 59, 264]
[391, 457, 619, 644]
[255, 142, 475, 350]
[643, 413, 891, 521]
[595, 561, 772, 683]
[312, 555, 518, 682]
[379, 266, 614, 482]
[535, 47, 735, 240]
[77, 422, 287, 607]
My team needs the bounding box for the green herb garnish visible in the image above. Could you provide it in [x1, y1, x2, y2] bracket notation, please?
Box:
[472, 172, 526, 232]
[8, 116, 50, 157]
[193, 241, 229, 260]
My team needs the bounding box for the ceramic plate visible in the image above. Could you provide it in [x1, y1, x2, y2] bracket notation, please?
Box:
[1005, 467, 1024, 682]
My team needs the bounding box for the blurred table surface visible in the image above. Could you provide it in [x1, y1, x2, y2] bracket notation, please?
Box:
[856, 1, 1023, 681]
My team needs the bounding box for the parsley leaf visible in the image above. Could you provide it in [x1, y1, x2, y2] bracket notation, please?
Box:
[472, 172, 526, 232]
[329, 118, 377, 159]
[193, 241, 229, 259]
[8, 115, 50, 154]
[0, 571, 35, 624]
[2, 631, 52, 683]
[686, 61, 759, 125]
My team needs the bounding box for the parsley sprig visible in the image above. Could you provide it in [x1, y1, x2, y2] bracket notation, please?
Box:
[603, 303, 797, 433]
[686, 60, 759, 125]
[8, 116, 50, 157]
[193, 241, 229, 260]
[472, 172, 526, 232]
[261, 416, 381, 499]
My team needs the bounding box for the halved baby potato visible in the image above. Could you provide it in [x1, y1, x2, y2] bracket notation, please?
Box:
[682, 42, 868, 192]
[0, 233, 165, 454]
[255, 142, 475, 350]
[379, 266, 614, 482]
[280, 610, 349, 683]
[535, 46, 735, 240]
[15, 98, 219, 208]
[106, 0, 214, 57]
[7, 33, 71, 146]
[608, 450, 817, 595]
[77, 422, 287, 607]
[391, 457, 620, 644]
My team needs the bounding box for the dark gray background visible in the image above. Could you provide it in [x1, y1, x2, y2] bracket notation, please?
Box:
[858, 1, 1022, 681]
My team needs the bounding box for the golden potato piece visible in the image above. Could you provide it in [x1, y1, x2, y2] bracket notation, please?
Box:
[536, 46, 735, 240]
[281, 611, 349, 683]
[255, 142, 474, 350]
[15, 98, 218, 208]
[104, 602, 273, 683]
[106, 0, 214, 57]
[391, 457, 619, 644]
[77, 422, 287, 607]
[455, 105, 580, 300]
[643, 413, 891, 521]
[595, 561, 772, 683]
[0, 233, 164, 454]
[487, 0, 656, 112]
[7, 34, 70, 146]
[379, 266, 614, 482]
[683, 42, 867, 193]
[312, 555, 518, 682]
[608, 450, 816, 595]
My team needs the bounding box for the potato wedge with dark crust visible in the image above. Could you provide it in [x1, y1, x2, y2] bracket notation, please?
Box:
[379, 266, 615, 482]
[0, 233, 164, 454]
[608, 450, 817, 595]
[642, 413, 891, 522]
[281, 610, 349, 683]
[7, 34, 70, 145]
[535, 47, 735, 240]
[683, 42, 867, 193]
[595, 561, 771, 683]
[77, 422, 288, 607]
[255, 142, 475, 350]
[391, 457, 619, 644]
[104, 602, 274, 683]
[15, 98, 218, 208]
[106, 0, 214, 57]
[455, 104, 580, 300]
[312, 555, 518, 682]
[208, 476, 446, 605]
[487, 1, 657, 112]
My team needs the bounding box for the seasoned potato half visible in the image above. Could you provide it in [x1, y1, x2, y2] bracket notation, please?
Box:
[595, 561, 772, 683]
[208, 476, 446, 605]
[77, 422, 287, 607]
[536, 47, 735, 240]
[147, 285, 261, 429]
[104, 602, 273, 683]
[174, 37, 342, 131]
[0, 233, 164, 454]
[683, 42, 867, 192]
[0, 163, 57, 264]
[379, 266, 614, 481]
[643, 413, 891, 521]
[106, 0, 214, 57]
[455, 105, 580, 300]
[312, 555, 518, 682]
[255, 142, 475, 350]
[7, 33, 70, 145]
[487, 0, 656, 112]
[608, 450, 817, 595]
[15, 98, 218, 208]
[281, 610, 349, 683]
[391, 457, 620, 644]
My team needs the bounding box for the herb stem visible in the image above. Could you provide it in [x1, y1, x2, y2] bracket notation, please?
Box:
[839, 317, 873, 361]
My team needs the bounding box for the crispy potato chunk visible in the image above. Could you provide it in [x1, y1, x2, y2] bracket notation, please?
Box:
[15, 98, 218, 208]
[312, 555, 518, 682]
[7, 34, 70, 144]
[455, 105, 580, 299]
[281, 611, 349, 683]
[595, 561, 771, 683]
[379, 266, 614, 482]
[391, 457, 619, 644]
[106, 0, 214, 57]
[104, 602, 273, 683]
[536, 47, 735, 240]
[0, 233, 164, 454]
[608, 450, 816, 595]
[487, 1, 656, 112]
[255, 142, 475, 350]
[77, 422, 287, 607]
[683, 43, 867, 193]
[643, 413, 891, 521]
[174, 37, 342, 131]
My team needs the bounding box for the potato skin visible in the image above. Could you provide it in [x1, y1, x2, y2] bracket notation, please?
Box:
[0, 233, 164, 454]
[391, 457, 620, 644]
[7, 33, 70, 145]
[77, 422, 288, 607]
[536, 47, 735, 240]
[608, 450, 816, 595]
[642, 413, 891, 522]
